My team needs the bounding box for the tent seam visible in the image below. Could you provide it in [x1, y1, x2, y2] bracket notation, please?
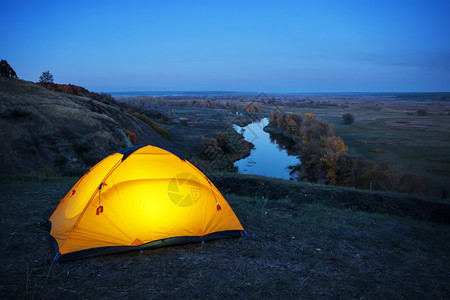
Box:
[60, 156, 124, 253]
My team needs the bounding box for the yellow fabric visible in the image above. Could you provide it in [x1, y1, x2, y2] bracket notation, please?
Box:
[49, 146, 243, 255]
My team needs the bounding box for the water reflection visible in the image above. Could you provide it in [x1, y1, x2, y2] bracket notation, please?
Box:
[233, 118, 299, 179]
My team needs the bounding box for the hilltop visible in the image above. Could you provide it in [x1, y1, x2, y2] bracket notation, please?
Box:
[0, 77, 172, 174]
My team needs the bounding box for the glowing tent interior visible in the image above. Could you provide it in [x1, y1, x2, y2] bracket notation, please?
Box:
[48, 145, 244, 262]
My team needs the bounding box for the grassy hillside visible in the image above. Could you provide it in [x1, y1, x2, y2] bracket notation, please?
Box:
[211, 173, 450, 224]
[0, 175, 448, 299]
[0, 77, 173, 175]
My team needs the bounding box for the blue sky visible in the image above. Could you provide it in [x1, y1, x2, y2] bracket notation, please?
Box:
[1, 0, 449, 92]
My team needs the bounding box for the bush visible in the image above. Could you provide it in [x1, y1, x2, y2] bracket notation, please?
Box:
[81, 155, 98, 166]
[179, 118, 189, 126]
[99, 93, 117, 105]
[56, 155, 69, 166]
[371, 148, 385, 153]
[125, 130, 137, 145]
[305, 113, 314, 120]
[39, 165, 58, 177]
[398, 173, 424, 194]
[74, 140, 91, 153]
[132, 112, 170, 140]
[417, 109, 427, 116]
[37, 82, 104, 102]
[342, 113, 355, 125]
[0, 106, 30, 118]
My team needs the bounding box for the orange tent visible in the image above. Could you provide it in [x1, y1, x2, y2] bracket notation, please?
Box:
[49, 145, 244, 262]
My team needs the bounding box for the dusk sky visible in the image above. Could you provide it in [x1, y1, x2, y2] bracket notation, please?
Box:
[2, 0, 449, 92]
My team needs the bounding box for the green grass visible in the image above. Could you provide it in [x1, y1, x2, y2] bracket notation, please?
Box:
[1, 176, 449, 299]
[283, 104, 450, 198]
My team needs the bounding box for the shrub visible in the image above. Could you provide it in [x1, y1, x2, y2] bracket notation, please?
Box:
[217, 131, 233, 153]
[125, 130, 137, 145]
[201, 137, 222, 160]
[305, 113, 314, 120]
[37, 82, 104, 102]
[132, 112, 170, 140]
[179, 118, 189, 126]
[74, 140, 91, 153]
[81, 155, 98, 166]
[99, 93, 117, 105]
[39, 165, 58, 177]
[398, 173, 424, 194]
[0, 105, 30, 118]
[371, 148, 385, 153]
[56, 155, 69, 166]
[342, 113, 355, 125]
[417, 109, 427, 116]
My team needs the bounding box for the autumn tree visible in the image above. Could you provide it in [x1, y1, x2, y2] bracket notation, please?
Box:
[245, 103, 260, 113]
[320, 136, 348, 154]
[299, 119, 331, 145]
[125, 130, 137, 145]
[318, 136, 349, 184]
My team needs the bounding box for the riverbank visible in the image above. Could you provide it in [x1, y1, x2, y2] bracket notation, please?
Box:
[233, 118, 299, 179]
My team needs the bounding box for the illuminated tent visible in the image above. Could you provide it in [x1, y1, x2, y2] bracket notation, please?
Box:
[48, 145, 244, 262]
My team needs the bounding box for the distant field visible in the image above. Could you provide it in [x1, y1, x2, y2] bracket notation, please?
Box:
[286, 100, 450, 198]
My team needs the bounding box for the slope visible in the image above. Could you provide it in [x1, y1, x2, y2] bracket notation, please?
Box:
[0, 77, 173, 174]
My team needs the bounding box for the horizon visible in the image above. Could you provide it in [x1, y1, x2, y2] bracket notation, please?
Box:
[107, 89, 450, 96]
[2, 0, 450, 93]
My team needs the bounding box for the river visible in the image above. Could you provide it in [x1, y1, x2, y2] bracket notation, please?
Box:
[233, 118, 299, 180]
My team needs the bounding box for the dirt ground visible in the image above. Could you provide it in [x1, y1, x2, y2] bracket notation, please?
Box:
[1, 176, 449, 299]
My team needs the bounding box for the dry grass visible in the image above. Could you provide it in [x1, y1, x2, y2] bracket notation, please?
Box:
[1, 176, 449, 299]
[371, 148, 385, 153]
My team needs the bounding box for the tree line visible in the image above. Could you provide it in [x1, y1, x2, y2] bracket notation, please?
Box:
[268, 110, 424, 194]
